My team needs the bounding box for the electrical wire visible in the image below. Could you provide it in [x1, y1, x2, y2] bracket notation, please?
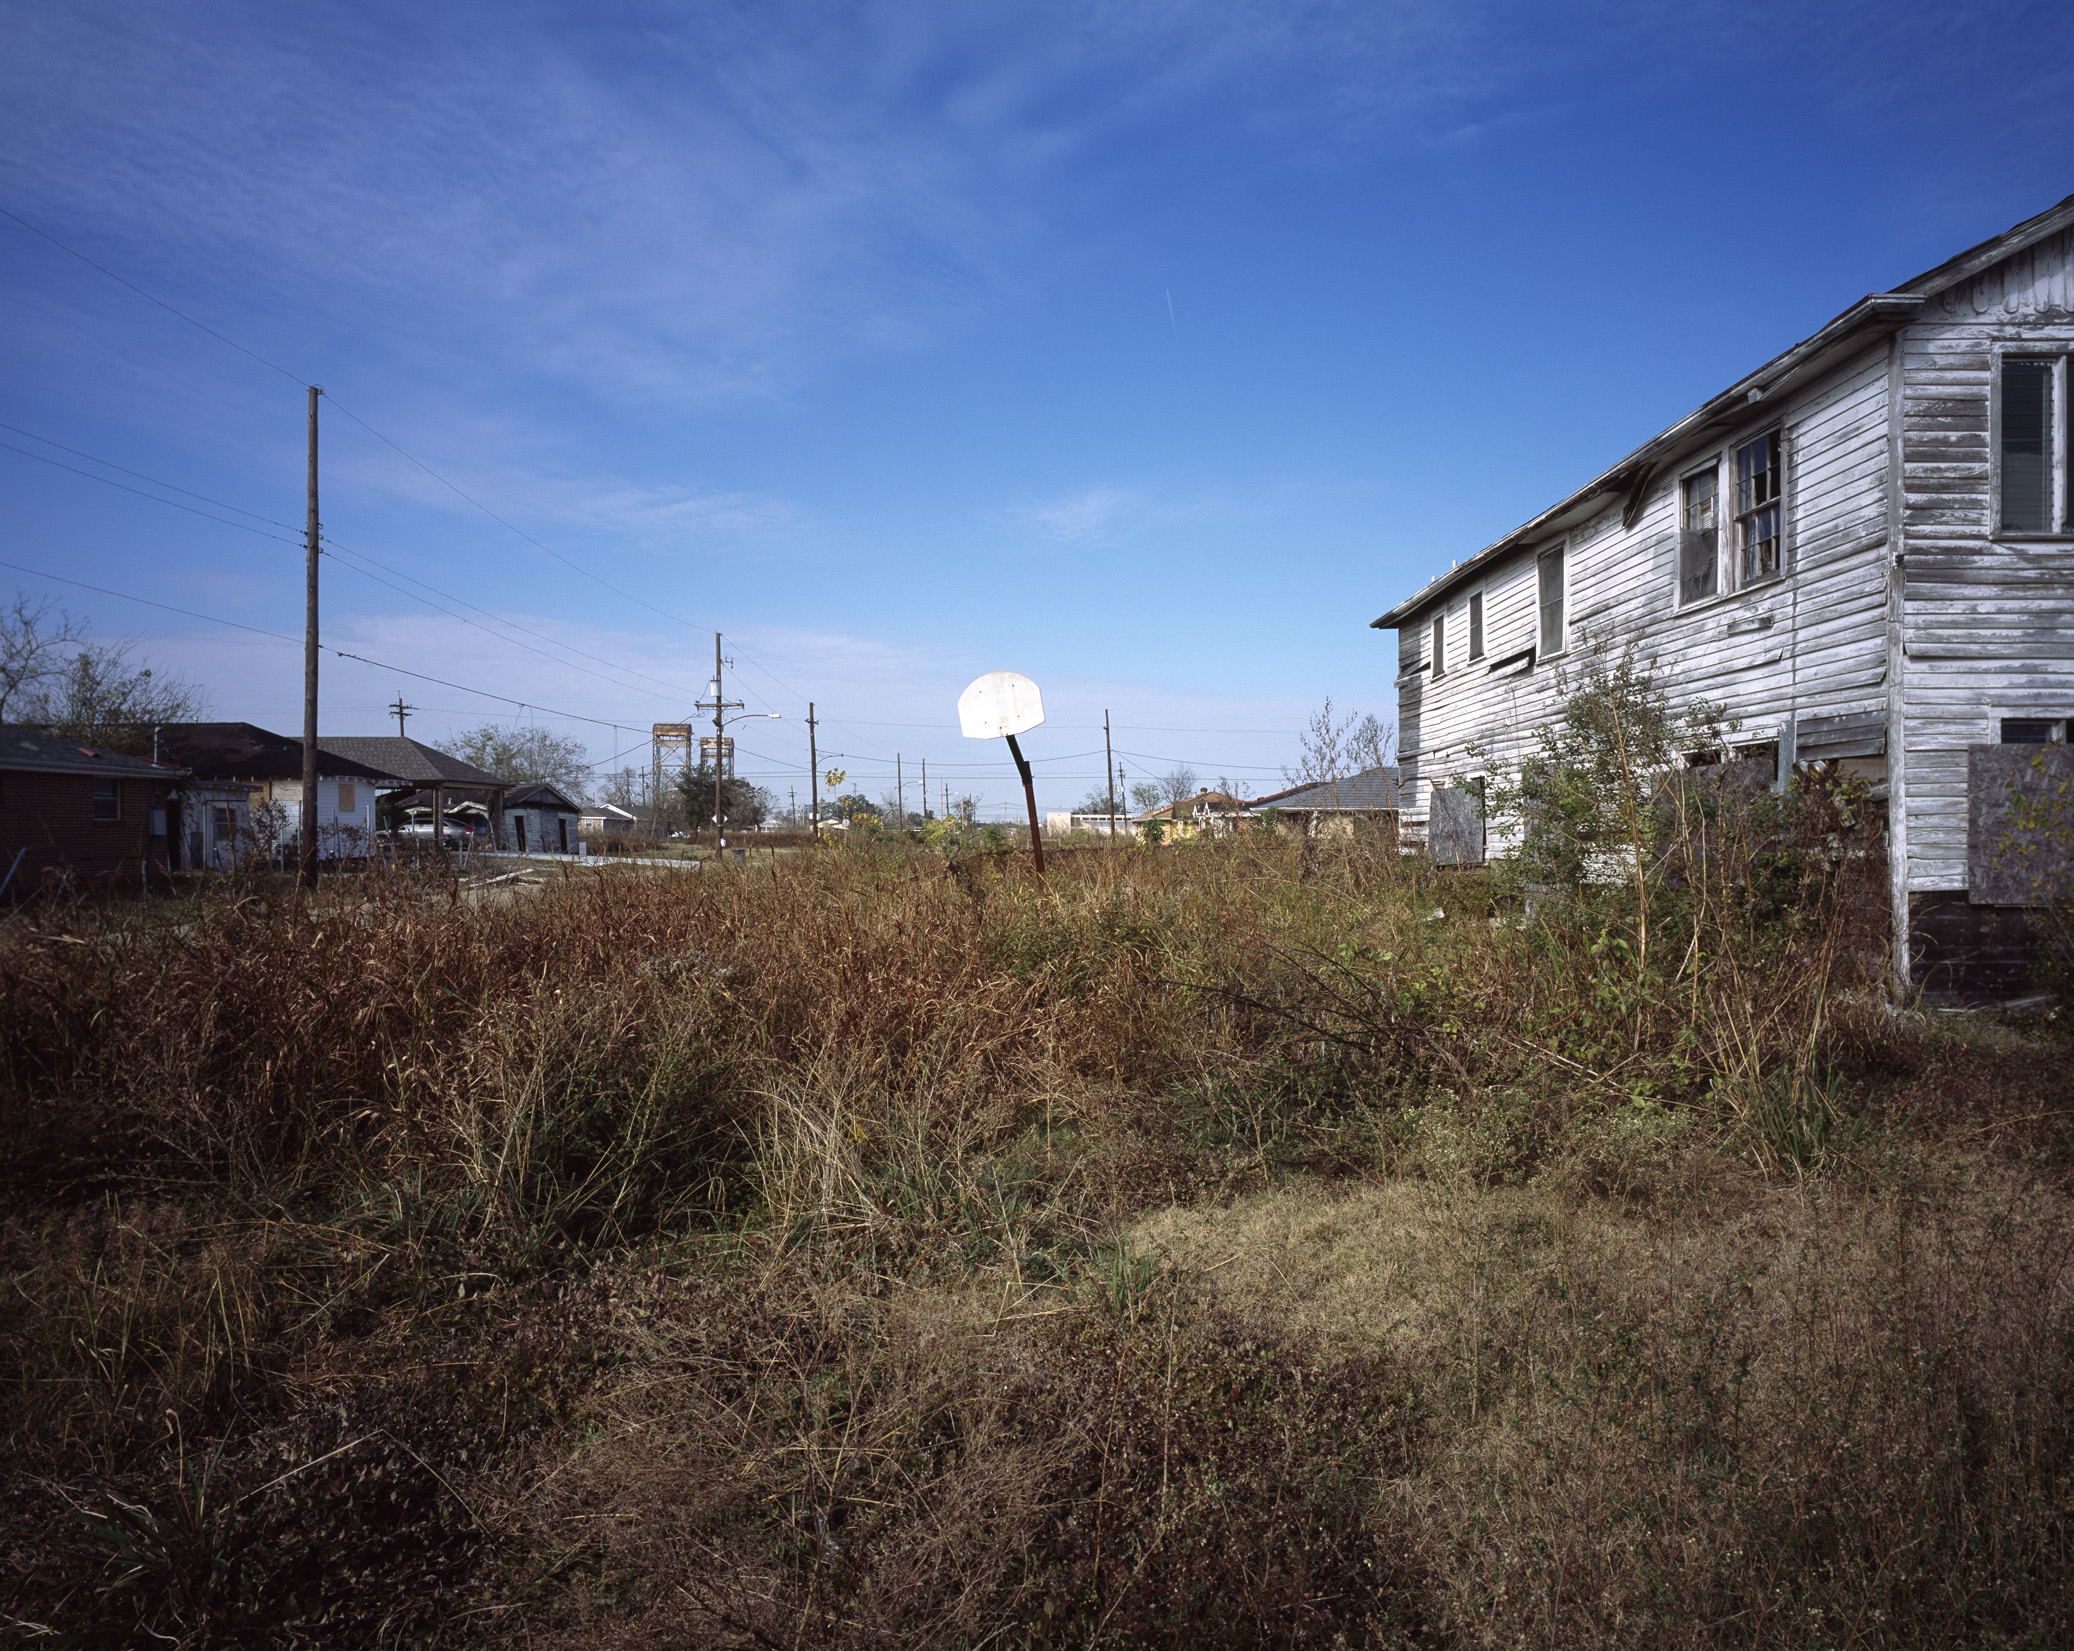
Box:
[0, 207, 307, 385]
[0, 421, 303, 531]
[0, 440, 304, 544]
[0, 554, 635, 733]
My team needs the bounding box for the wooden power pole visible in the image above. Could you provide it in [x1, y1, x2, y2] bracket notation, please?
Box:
[807, 702, 819, 838]
[1104, 709, 1116, 841]
[300, 385, 322, 888]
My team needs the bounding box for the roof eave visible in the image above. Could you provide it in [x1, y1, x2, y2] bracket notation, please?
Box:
[1368, 289, 1927, 630]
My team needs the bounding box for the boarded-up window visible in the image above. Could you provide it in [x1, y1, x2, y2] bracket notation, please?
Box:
[92, 777, 120, 821]
[1431, 613, 1445, 678]
[337, 782, 357, 813]
[1431, 781, 1485, 867]
[1538, 548, 1565, 655]
[1736, 432, 1782, 582]
[2000, 359, 2056, 534]
[1968, 744, 2074, 906]
[1680, 466, 1718, 602]
[1467, 591, 1484, 660]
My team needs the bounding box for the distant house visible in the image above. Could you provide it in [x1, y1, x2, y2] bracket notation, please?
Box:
[1252, 766, 1404, 839]
[317, 737, 509, 842]
[1132, 788, 1253, 841]
[157, 722, 402, 867]
[0, 725, 184, 887]
[579, 802, 643, 838]
[505, 780, 583, 854]
[1373, 192, 2074, 994]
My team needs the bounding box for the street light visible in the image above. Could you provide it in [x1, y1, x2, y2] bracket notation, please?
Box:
[712, 711, 781, 852]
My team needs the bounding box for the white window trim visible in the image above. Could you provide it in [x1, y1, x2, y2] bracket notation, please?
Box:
[1991, 345, 2072, 540]
[1538, 541, 1569, 659]
[1676, 454, 1724, 609]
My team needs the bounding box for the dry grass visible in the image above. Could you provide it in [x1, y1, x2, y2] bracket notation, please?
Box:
[1, 829, 2069, 1646]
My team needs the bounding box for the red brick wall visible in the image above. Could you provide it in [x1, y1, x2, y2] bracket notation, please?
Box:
[0, 771, 165, 885]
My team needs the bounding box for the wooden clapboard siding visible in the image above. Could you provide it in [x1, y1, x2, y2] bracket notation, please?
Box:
[1893, 225, 2074, 890]
[1396, 346, 1893, 842]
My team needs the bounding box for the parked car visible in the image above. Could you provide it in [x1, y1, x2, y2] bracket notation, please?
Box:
[386, 819, 468, 848]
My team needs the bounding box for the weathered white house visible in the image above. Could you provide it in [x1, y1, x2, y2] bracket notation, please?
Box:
[1374, 193, 2074, 995]
[504, 780, 583, 855]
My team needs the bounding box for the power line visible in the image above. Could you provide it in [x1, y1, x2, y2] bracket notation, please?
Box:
[317, 533, 706, 700]
[0, 554, 634, 733]
[0, 421, 302, 531]
[0, 206, 308, 385]
[0, 439, 304, 544]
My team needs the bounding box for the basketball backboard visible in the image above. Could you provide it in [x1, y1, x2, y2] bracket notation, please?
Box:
[957, 672, 1045, 740]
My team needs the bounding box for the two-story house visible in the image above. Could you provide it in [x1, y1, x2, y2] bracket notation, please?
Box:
[1373, 193, 2074, 996]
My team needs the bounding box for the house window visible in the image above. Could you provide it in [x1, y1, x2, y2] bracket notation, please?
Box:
[1735, 432, 1783, 582]
[2000, 357, 2065, 534]
[1538, 546, 1566, 655]
[2001, 717, 2067, 744]
[337, 782, 357, 813]
[1431, 612, 1445, 678]
[92, 776, 121, 821]
[1467, 591, 1484, 660]
[1680, 465, 1719, 603]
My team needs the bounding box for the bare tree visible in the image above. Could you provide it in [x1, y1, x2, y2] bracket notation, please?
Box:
[445, 723, 592, 790]
[594, 765, 643, 810]
[1156, 764, 1200, 805]
[1283, 699, 1396, 800]
[1, 591, 87, 722]
[3, 594, 207, 754]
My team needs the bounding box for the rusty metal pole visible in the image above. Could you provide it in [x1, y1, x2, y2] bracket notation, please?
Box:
[1005, 732, 1044, 878]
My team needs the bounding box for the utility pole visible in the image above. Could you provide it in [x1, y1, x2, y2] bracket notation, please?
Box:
[300, 385, 322, 889]
[695, 632, 743, 850]
[1104, 709, 1116, 840]
[391, 696, 415, 738]
[807, 702, 819, 839]
[896, 753, 903, 827]
[920, 756, 927, 820]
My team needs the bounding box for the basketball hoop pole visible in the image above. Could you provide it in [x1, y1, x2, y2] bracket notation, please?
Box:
[1005, 733, 1045, 879]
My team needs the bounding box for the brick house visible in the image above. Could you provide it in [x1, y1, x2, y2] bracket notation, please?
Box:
[0, 725, 185, 889]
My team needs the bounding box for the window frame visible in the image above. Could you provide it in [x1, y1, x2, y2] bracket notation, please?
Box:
[1431, 611, 1445, 679]
[1678, 459, 1721, 606]
[1537, 543, 1567, 658]
[1466, 589, 1485, 661]
[1733, 429, 1785, 586]
[1994, 350, 2071, 539]
[92, 776, 121, 822]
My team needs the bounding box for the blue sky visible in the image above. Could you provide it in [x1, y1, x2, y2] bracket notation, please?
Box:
[4, 0, 2072, 817]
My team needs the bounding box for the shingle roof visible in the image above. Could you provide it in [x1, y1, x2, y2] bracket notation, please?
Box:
[0, 724, 186, 779]
[505, 780, 581, 810]
[157, 722, 403, 783]
[1254, 766, 1402, 811]
[316, 737, 506, 789]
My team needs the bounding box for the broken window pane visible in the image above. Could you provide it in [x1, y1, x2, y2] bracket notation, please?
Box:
[1680, 467, 1718, 602]
[2000, 360, 2053, 533]
[1468, 591, 1484, 659]
[1736, 433, 1782, 581]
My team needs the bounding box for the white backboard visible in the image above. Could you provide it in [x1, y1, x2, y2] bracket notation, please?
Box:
[957, 671, 1045, 739]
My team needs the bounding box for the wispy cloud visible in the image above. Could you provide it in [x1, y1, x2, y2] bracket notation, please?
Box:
[1010, 485, 1139, 545]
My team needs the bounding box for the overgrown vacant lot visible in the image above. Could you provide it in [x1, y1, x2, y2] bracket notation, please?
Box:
[2, 835, 2070, 1648]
